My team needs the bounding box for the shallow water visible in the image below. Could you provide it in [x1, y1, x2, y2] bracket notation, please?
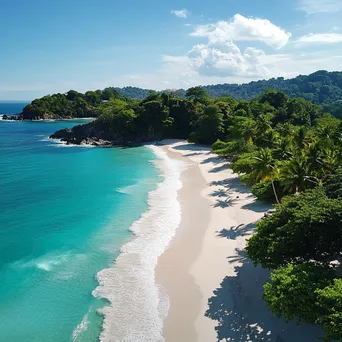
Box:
[0, 118, 160, 341]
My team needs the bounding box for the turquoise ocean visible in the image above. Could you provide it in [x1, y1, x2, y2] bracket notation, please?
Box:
[0, 103, 170, 341]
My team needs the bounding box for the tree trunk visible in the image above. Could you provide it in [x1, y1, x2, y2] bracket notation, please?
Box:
[271, 180, 280, 204]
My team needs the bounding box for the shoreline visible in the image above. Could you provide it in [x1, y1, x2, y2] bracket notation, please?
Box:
[92, 144, 185, 341]
[0, 115, 96, 122]
[156, 140, 322, 342]
[156, 146, 210, 341]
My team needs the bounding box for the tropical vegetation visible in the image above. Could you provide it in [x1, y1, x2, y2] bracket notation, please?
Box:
[22, 70, 342, 119]
[28, 76, 342, 340]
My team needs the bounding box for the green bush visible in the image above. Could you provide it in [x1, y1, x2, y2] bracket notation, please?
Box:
[252, 180, 284, 202]
[263, 263, 333, 324]
[316, 279, 342, 342]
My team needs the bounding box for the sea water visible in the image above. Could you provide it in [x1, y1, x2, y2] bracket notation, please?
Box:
[0, 103, 183, 341]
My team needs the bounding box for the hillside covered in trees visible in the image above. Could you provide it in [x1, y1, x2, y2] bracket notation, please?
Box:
[115, 71, 342, 107]
[21, 88, 126, 120]
[21, 70, 342, 120]
[203, 70, 342, 105]
[51, 86, 342, 341]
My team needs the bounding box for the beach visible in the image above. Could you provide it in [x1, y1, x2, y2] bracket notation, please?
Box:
[156, 140, 322, 342]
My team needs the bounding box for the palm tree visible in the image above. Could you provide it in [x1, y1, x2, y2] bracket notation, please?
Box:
[256, 113, 273, 136]
[252, 148, 280, 204]
[306, 142, 323, 175]
[294, 126, 311, 150]
[280, 154, 319, 194]
[315, 125, 335, 148]
[320, 149, 341, 175]
[273, 137, 294, 161]
[275, 122, 296, 139]
[241, 119, 256, 144]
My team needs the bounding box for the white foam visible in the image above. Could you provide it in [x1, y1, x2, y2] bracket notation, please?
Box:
[116, 178, 155, 195]
[39, 136, 51, 142]
[11, 252, 72, 272]
[0, 115, 18, 122]
[48, 138, 95, 148]
[72, 306, 92, 342]
[93, 145, 185, 342]
[116, 183, 140, 195]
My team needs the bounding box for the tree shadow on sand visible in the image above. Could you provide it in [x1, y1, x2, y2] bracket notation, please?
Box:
[172, 143, 210, 152]
[205, 256, 323, 342]
[218, 223, 256, 240]
[184, 152, 204, 157]
[201, 156, 223, 164]
[241, 202, 272, 213]
[211, 189, 229, 198]
[213, 196, 239, 208]
[210, 176, 251, 196]
[210, 163, 230, 173]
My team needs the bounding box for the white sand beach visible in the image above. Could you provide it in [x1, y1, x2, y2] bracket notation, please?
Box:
[156, 140, 322, 342]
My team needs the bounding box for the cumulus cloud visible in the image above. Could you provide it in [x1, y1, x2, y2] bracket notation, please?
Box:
[165, 14, 291, 79]
[186, 39, 270, 77]
[105, 13, 342, 90]
[106, 52, 342, 92]
[190, 14, 291, 49]
[298, 0, 342, 14]
[296, 33, 342, 44]
[171, 9, 189, 18]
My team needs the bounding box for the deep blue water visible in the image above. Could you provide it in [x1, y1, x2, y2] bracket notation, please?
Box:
[0, 112, 159, 341]
[0, 101, 28, 115]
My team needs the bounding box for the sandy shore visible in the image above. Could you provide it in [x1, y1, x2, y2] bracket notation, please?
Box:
[156, 140, 322, 342]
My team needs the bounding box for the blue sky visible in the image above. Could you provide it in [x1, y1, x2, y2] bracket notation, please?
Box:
[1, 0, 342, 100]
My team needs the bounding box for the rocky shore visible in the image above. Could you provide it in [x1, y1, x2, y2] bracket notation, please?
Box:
[1, 114, 23, 120]
[49, 121, 162, 147]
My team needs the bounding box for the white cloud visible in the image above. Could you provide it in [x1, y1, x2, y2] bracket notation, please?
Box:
[296, 33, 342, 44]
[190, 14, 291, 49]
[149, 14, 342, 86]
[171, 9, 189, 18]
[156, 51, 342, 89]
[167, 14, 292, 79]
[186, 39, 270, 77]
[298, 0, 342, 14]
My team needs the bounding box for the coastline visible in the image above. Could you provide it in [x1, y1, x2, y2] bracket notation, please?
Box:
[156, 146, 210, 341]
[93, 144, 185, 341]
[0, 115, 96, 122]
[156, 140, 322, 342]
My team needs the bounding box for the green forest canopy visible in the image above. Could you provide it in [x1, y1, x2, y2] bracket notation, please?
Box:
[22, 70, 342, 120]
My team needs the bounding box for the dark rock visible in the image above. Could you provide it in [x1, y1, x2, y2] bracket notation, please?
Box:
[49, 121, 163, 147]
[1, 114, 22, 121]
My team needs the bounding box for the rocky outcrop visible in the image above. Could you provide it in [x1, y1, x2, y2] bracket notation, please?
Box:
[1, 114, 23, 120]
[50, 122, 111, 146]
[50, 121, 162, 146]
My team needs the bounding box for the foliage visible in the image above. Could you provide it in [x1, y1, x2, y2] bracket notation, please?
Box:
[324, 169, 342, 199]
[22, 88, 125, 120]
[185, 86, 210, 104]
[96, 99, 136, 137]
[316, 279, 342, 342]
[202, 70, 342, 107]
[191, 104, 224, 144]
[252, 180, 285, 202]
[263, 263, 333, 324]
[212, 139, 256, 158]
[247, 189, 342, 269]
